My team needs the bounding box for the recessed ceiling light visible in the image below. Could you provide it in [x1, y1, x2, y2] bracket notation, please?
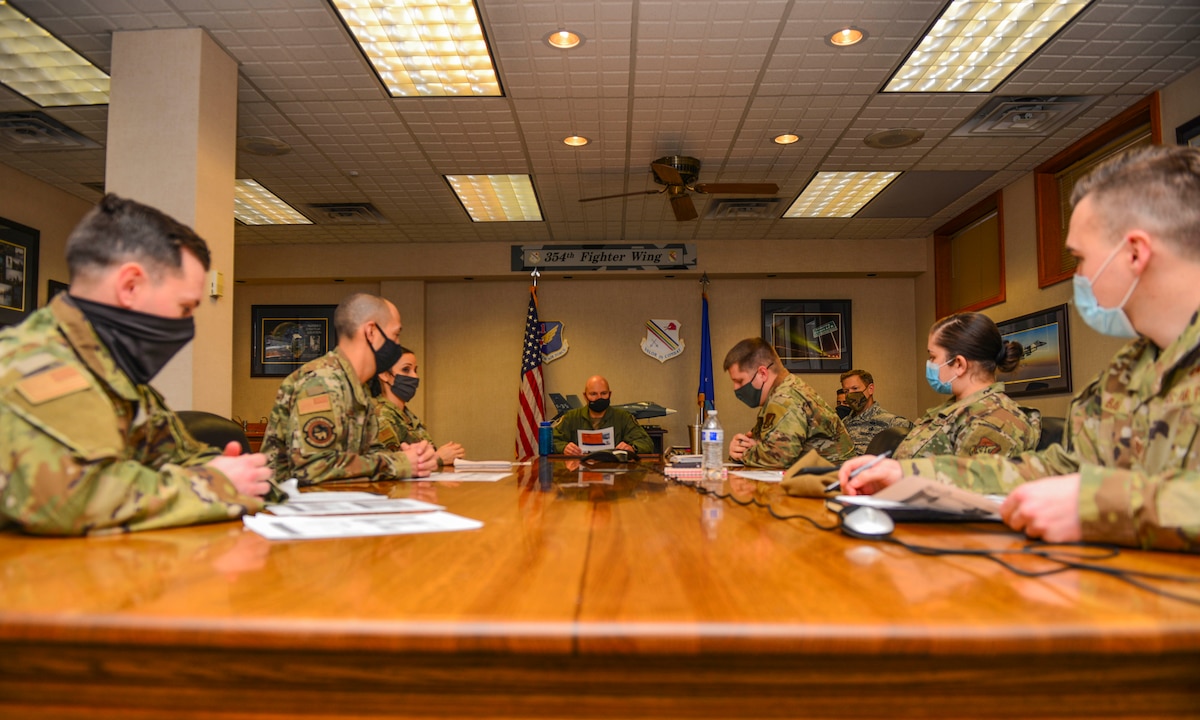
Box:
[884, 0, 1090, 93]
[445, 174, 543, 222]
[234, 180, 312, 225]
[826, 27, 867, 47]
[544, 30, 583, 49]
[0, 1, 110, 106]
[563, 135, 589, 147]
[773, 133, 801, 145]
[330, 0, 501, 97]
[864, 128, 925, 149]
[783, 172, 900, 218]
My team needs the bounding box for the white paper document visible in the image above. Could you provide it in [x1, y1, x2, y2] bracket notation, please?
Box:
[729, 470, 785, 483]
[423, 471, 510, 482]
[243, 511, 484, 540]
[576, 427, 615, 452]
[453, 459, 515, 472]
[265, 498, 443, 516]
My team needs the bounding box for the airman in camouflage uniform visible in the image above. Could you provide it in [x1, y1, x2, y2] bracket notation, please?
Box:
[842, 393, 913, 455]
[723, 338, 853, 468]
[893, 383, 1040, 459]
[374, 401, 434, 449]
[0, 195, 269, 535]
[262, 294, 436, 487]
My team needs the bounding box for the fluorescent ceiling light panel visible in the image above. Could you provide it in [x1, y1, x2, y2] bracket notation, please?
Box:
[783, 172, 900, 218]
[234, 180, 312, 225]
[330, 0, 501, 97]
[446, 174, 542, 222]
[0, 1, 110, 106]
[884, 0, 1090, 93]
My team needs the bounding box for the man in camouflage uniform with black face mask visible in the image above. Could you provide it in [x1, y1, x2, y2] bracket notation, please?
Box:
[723, 338, 853, 467]
[840, 145, 1200, 552]
[0, 195, 272, 536]
[838, 369, 913, 455]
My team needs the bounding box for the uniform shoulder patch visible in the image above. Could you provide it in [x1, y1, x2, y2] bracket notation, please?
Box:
[298, 394, 333, 415]
[303, 417, 337, 448]
[971, 437, 1001, 455]
[15, 365, 90, 405]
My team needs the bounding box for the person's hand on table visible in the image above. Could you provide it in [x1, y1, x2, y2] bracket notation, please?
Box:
[728, 433, 757, 461]
[563, 442, 582, 456]
[837, 455, 903, 495]
[436, 441, 465, 466]
[402, 440, 438, 477]
[1000, 474, 1083, 542]
[207, 446, 272, 498]
[616, 441, 636, 453]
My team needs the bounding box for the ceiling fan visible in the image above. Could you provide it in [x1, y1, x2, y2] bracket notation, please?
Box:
[578, 155, 779, 221]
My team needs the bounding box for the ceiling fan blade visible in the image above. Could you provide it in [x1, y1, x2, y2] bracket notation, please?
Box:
[579, 189, 662, 203]
[651, 162, 685, 186]
[692, 182, 779, 195]
[670, 194, 698, 221]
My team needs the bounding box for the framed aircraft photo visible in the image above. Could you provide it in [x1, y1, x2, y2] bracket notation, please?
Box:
[996, 304, 1072, 398]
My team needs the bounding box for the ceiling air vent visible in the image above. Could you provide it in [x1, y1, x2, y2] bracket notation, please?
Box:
[307, 202, 388, 225]
[951, 96, 1100, 138]
[0, 112, 101, 151]
[704, 197, 780, 220]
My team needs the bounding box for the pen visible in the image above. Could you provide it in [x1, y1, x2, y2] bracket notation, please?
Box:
[825, 450, 893, 493]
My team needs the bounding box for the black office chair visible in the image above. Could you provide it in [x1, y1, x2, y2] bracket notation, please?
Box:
[864, 426, 910, 456]
[1035, 416, 1066, 451]
[177, 411, 251, 454]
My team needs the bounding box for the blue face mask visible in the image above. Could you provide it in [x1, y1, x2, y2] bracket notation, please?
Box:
[1073, 240, 1139, 339]
[925, 359, 957, 395]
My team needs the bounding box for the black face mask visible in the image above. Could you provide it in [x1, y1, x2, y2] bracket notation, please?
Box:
[588, 397, 611, 413]
[72, 295, 195, 386]
[836, 404, 852, 420]
[367, 324, 403, 376]
[390, 374, 419, 402]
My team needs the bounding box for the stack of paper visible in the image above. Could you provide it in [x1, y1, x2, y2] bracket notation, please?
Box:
[454, 459, 515, 472]
[244, 479, 484, 540]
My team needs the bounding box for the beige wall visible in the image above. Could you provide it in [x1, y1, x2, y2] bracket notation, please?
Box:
[0, 164, 93, 305]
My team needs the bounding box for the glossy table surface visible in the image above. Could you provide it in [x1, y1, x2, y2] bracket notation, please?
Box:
[3, 459, 1200, 718]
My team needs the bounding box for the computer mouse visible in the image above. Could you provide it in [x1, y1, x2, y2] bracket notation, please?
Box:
[840, 506, 895, 538]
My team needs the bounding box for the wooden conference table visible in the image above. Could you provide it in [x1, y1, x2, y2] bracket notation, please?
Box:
[1, 458, 1199, 719]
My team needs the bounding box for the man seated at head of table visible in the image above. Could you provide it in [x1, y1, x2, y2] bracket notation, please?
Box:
[261, 293, 437, 486]
[370, 346, 465, 468]
[839, 145, 1200, 552]
[0, 194, 271, 535]
[552, 375, 654, 456]
[723, 337, 854, 467]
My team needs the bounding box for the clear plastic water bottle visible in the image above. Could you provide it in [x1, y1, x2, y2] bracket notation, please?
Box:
[701, 409, 724, 484]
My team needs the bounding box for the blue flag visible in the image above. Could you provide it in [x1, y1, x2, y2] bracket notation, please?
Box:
[698, 285, 715, 412]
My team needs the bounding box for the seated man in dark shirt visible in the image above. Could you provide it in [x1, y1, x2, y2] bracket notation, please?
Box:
[552, 375, 654, 456]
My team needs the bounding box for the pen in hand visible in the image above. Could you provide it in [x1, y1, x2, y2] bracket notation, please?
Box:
[825, 450, 893, 493]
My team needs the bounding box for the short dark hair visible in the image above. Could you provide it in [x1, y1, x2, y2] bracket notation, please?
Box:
[723, 337, 781, 373]
[1072, 145, 1200, 260]
[930, 312, 1021, 375]
[840, 369, 873, 386]
[66, 194, 211, 281]
[334, 293, 392, 340]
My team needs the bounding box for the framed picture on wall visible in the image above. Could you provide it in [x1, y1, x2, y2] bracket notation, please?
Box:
[0, 216, 39, 328]
[46, 279, 69, 303]
[761, 299, 852, 373]
[251, 304, 338, 377]
[1177, 113, 1200, 148]
[996, 304, 1072, 398]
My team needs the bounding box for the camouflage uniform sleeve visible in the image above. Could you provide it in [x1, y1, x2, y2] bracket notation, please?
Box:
[0, 376, 262, 536]
[742, 400, 808, 469]
[277, 374, 412, 485]
[1079, 466, 1200, 551]
[899, 442, 1081, 495]
[949, 406, 1040, 458]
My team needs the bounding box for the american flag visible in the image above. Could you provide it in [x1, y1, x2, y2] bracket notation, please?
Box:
[515, 285, 544, 459]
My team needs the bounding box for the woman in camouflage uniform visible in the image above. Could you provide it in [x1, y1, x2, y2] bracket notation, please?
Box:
[894, 312, 1041, 460]
[370, 348, 465, 467]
